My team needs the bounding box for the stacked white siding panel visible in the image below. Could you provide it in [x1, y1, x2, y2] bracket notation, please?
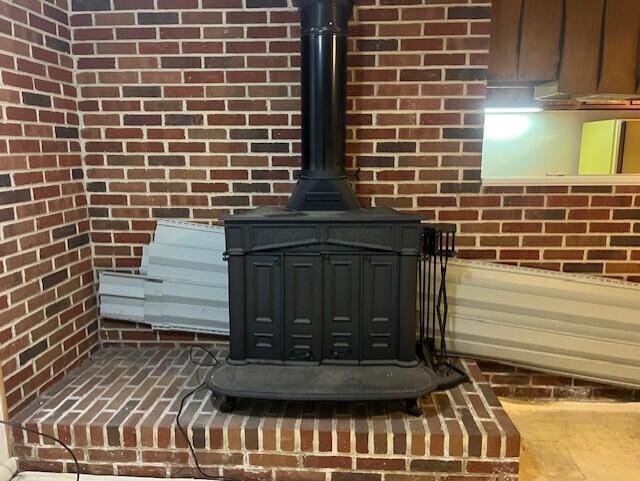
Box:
[98, 272, 146, 323]
[443, 259, 640, 388]
[98, 220, 229, 335]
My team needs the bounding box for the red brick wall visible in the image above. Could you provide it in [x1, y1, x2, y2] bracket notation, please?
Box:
[0, 0, 98, 413]
[70, 0, 640, 284]
[477, 360, 640, 401]
[2, 1, 639, 372]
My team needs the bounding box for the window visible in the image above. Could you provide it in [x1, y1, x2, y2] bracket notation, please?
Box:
[481, 108, 640, 185]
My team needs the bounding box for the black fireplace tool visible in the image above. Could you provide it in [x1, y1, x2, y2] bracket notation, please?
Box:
[417, 224, 470, 393]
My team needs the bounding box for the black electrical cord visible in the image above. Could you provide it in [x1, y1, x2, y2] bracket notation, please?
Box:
[177, 345, 238, 481]
[0, 346, 228, 481]
[0, 419, 80, 481]
[189, 345, 219, 367]
[176, 383, 238, 481]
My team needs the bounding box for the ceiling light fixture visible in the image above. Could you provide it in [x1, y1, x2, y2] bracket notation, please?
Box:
[484, 107, 543, 114]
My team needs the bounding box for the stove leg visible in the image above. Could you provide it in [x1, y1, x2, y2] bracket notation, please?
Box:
[404, 398, 422, 416]
[219, 396, 237, 413]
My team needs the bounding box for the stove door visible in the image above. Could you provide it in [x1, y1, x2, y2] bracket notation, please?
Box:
[323, 254, 361, 362]
[245, 254, 283, 360]
[284, 255, 322, 363]
[362, 254, 399, 361]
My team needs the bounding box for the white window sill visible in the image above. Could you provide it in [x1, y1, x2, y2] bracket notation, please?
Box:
[481, 174, 640, 186]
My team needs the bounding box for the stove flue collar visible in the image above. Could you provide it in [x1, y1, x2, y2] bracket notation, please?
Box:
[299, 0, 354, 34]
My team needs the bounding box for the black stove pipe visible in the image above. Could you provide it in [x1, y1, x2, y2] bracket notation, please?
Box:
[287, 0, 360, 211]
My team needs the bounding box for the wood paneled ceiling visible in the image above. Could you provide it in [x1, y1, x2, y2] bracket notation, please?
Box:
[488, 0, 640, 97]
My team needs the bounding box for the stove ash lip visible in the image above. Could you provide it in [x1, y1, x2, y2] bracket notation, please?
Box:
[286, 0, 360, 211]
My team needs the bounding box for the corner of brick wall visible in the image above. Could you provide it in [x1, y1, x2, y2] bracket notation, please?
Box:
[0, 0, 99, 414]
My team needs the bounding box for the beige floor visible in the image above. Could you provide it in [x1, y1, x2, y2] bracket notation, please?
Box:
[502, 400, 640, 481]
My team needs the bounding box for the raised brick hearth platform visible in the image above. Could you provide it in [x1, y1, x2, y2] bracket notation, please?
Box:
[12, 348, 520, 480]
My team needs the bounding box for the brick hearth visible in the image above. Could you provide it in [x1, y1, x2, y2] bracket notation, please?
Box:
[11, 347, 519, 480]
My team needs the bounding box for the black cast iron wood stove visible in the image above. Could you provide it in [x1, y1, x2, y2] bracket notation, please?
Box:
[208, 0, 460, 413]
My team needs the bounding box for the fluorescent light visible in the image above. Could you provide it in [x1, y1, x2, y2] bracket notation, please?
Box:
[484, 114, 532, 141]
[484, 107, 543, 114]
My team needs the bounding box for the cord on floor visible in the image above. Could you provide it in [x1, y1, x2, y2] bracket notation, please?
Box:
[0, 346, 231, 481]
[176, 382, 238, 481]
[189, 345, 219, 367]
[0, 419, 79, 481]
[178, 345, 238, 481]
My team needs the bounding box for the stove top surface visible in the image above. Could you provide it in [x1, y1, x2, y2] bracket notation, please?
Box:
[224, 206, 422, 223]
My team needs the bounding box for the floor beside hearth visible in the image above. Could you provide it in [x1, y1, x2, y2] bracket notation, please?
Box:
[504, 399, 640, 481]
[11, 347, 520, 480]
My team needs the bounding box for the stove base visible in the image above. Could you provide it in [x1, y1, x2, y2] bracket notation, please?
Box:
[206, 361, 440, 402]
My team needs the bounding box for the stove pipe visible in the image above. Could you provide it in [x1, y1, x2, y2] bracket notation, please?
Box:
[287, 0, 360, 211]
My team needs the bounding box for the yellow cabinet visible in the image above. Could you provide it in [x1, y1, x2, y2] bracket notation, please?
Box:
[579, 119, 640, 175]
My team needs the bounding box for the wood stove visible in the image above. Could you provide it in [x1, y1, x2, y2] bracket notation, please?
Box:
[207, 0, 444, 411]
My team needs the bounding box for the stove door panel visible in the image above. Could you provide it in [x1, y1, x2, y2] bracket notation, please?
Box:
[245, 255, 282, 360]
[323, 255, 361, 361]
[284, 255, 322, 363]
[362, 255, 399, 361]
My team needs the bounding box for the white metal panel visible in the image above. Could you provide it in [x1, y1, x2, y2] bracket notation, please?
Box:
[154, 279, 229, 333]
[147, 243, 225, 271]
[98, 220, 230, 335]
[145, 243, 226, 286]
[153, 219, 225, 249]
[0, 458, 17, 481]
[98, 273, 230, 335]
[157, 303, 229, 334]
[100, 298, 145, 323]
[443, 259, 640, 388]
[144, 265, 228, 286]
[140, 245, 149, 275]
[449, 335, 640, 389]
[143, 277, 164, 326]
[98, 272, 145, 322]
[161, 281, 228, 307]
[146, 220, 227, 286]
[99, 271, 145, 299]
